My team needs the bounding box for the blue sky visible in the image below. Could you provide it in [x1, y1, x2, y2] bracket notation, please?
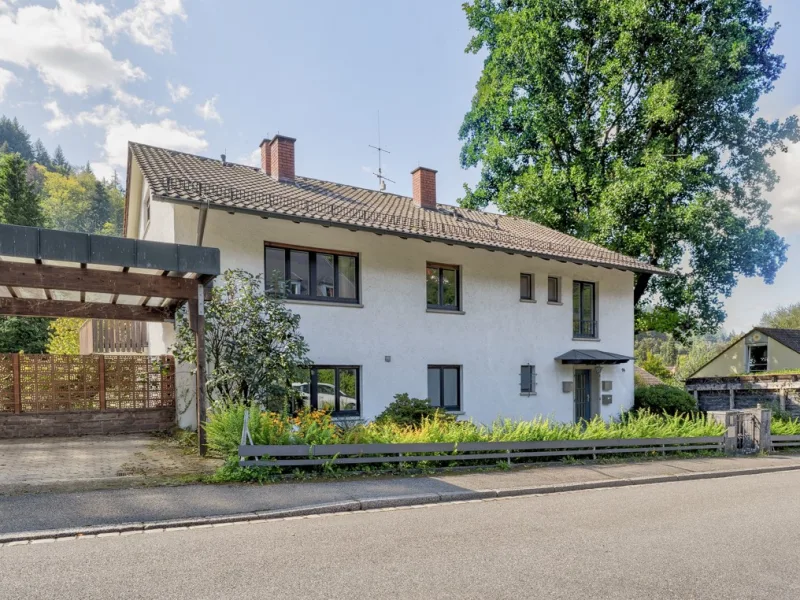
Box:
[1, 0, 799, 334]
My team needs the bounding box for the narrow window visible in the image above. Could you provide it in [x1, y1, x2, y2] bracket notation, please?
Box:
[747, 345, 768, 373]
[294, 366, 360, 415]
[548, 276, 560, 303]
[426, 263, 460, 310]
[427, 365, 461, 411]
[264, 244, 359, 303]
[572, 281, 596, 338]
[520, 274, 533, 301]
[521, 365, 536, 395]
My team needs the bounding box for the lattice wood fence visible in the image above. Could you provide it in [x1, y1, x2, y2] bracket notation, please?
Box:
[0, 354, 175, 414]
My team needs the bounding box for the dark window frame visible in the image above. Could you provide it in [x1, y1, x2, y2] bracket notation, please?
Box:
[520, 273, 533, 301]
[520, 365, 536, 395]
[572, 280, 597, 338]
[300, 365, 361, 416]
[427, 365, 462, 411]
[264, 242, 360, 304]
[746, 345, 768, 373]
[547, 276, 560, 303]
[426, 262, 461, 311]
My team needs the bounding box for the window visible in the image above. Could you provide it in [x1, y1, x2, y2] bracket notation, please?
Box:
[294, 366, 360, 415]
[426, 263, 460, 310]
[427, 365, 461, 411]
[572, 281, 596, 338]
[521, 365, 536, 395]
[747, 345, 768, 373]
[520, 273, 533, 301]
[548, 276, 560, 303]
[265, 244, 359, 303]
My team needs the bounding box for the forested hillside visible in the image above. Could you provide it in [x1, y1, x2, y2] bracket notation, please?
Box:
[0, 115, 126, 352]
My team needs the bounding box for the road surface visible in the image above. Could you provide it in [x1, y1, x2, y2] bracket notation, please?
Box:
[2, 471, 800, 599]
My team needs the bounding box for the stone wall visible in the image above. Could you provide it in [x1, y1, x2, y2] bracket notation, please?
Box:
[0, 409, 174, 439]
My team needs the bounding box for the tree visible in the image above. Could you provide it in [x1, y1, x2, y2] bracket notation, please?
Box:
[52, 145, 71, 175]
[639, 352, 673, 382]
[0, 116, 33, 161]
[0, 318, 50, 353]
[33, 139, 52, 169]
[459, 0, 799, 338]
[46, 318, 85, 355]
[0, 153, 44, 226]
[173, 270, 310, 410]
[674, 335, 731, 381]
[87, 179, 112, 233]
[760, 302, 800, 329]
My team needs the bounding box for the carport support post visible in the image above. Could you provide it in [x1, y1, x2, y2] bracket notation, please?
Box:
[189, 287, 209, 456]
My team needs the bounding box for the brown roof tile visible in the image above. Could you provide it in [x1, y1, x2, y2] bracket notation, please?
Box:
[128, 142, 671, 275]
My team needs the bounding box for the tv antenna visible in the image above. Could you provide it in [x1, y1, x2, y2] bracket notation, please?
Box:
[369, 111, 395, 192]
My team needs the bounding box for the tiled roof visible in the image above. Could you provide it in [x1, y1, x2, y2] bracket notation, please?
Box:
[756, 328, 800, 354]
[128, 142, 671, 275]
[634, 365, 666, 387]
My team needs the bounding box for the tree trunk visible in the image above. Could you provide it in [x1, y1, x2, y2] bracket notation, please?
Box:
[633, 272, 652, 305]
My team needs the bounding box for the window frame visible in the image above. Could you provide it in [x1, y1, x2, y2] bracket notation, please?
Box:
[300, 365, 361, 416]
[547, 276, 561, 304]
[427, 365, 462, 411]
[520, 364, 537, 395]
[264, 242, 360, 304]
[520, 273, 534, 301]
[572, 280, 597, 339]
[426, 262, 461, 311]
[746, 344, 768, 373]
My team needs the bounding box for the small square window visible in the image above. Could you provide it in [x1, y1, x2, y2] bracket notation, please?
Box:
[427, 365, 461, 410]
[747, 345, 768, 373]
[426, 263, 460, 310]
[520, 273, 533, 300]
[548, 277, 560, 303]
[521, 365, 536, 394]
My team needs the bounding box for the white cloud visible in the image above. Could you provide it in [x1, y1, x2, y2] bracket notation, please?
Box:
[112, 88, 145, 108]
[167, 81, 190, 103]
[153, 105, 171, 117]
[75, 103, 125, 128]
[765, 106, 800, 236]
[195, 96, 222, 123]
[43, 100, 72, 132]
[0, 0, 145, 95]
[90, 161, 118, 181]
[0, 67, 16, 101]
[113, 0, 185, 53]
[236, 148, 261, 167]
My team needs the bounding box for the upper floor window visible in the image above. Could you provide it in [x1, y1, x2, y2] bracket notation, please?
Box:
[294, 366, 360, 415]
[426, 263, 460, 311]
[265, 243, 359, 303]
[573, 281, 597, 338]
[520, 273, 533, 301]
[548, 276, 560, 303]
[746, 345, 768, 373]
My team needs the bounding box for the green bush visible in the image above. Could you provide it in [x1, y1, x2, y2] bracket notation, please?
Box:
[374, 393, 454, 427]
[772, 416, 800, 436]
[634, 385, 697, 414]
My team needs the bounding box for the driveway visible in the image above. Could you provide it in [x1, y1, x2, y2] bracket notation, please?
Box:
[0, 434, 220, 494]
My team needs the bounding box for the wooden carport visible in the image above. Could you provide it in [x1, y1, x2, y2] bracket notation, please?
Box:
[0, 224, 219, 453]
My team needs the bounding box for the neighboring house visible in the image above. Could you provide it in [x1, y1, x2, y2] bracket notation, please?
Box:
[123, 134, 668, 427]
[689, 328, 800, 378]
[634, 365, 665, 387]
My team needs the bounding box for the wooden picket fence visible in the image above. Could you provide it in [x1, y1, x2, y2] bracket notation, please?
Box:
[0, 354, 175, 414]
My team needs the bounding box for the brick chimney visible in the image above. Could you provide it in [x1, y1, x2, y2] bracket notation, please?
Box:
[259, 138, 272, 176]
[270, 134, 296, 183]
[411, 167, 437, 209]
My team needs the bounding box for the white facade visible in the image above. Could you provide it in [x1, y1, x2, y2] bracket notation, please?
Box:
[130, 189, 636, 427]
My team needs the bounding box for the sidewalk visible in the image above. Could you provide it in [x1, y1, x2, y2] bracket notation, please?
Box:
[2, 453, 800, 542]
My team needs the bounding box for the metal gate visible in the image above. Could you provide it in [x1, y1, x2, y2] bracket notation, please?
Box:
[734, 411, 758, 453]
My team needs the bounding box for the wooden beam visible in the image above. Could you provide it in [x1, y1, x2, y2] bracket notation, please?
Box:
[0, 262, 207, 300]
[0, 297, 175, 322]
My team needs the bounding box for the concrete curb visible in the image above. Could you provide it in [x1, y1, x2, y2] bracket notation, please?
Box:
[3, 462, 800, 545]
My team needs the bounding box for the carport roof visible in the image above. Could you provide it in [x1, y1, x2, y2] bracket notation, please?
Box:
[555, 350, 633, 365]
[0, 224, 220, 322]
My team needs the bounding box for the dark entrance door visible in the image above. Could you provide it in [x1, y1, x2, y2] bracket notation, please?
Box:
[574, 369, 592, 423]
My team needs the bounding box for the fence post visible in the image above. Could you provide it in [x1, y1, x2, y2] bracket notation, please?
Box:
[729, 389, 735, 410]
[98, 355, 106, 411]
[12, 353, 21, 414]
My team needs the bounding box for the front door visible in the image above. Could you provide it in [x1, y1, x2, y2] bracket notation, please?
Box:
[574, 369, 592, 423]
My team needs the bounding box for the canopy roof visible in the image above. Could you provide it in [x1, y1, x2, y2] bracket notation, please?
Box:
[555, 350, 633, 365]
[0, 224, 220, 322]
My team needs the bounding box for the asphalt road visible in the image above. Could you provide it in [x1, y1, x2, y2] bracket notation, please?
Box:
[2, 471, 800, 600]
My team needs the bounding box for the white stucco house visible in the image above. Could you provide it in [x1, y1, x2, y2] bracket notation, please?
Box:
[123, 134, 669, 428]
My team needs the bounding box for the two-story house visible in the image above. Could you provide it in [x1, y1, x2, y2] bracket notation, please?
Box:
[123, 134, 668, 428]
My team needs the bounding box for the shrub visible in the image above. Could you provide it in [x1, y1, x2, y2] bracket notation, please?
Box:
[772, 416, 800, 436]
[374, 393, 454, 427]
[634, 385, 697, 414]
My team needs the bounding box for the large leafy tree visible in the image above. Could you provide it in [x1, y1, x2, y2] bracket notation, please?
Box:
[459, 0, 799, 337]
[760, 302, 800, 329]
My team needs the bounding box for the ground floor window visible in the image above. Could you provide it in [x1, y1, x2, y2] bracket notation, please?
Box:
[520, 365, 536, 395]
[427, 365, 461, 411]
[293, 366, 360, 415]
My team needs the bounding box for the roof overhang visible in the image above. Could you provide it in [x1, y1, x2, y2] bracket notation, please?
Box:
[555, 350, 633, 365]
[0, 224, 220, 322]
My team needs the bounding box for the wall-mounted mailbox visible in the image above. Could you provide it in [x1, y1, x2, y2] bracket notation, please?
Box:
[602, 381, 613, 392]
[601, 394, 613, 405]
[562, 381, 573, 393]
